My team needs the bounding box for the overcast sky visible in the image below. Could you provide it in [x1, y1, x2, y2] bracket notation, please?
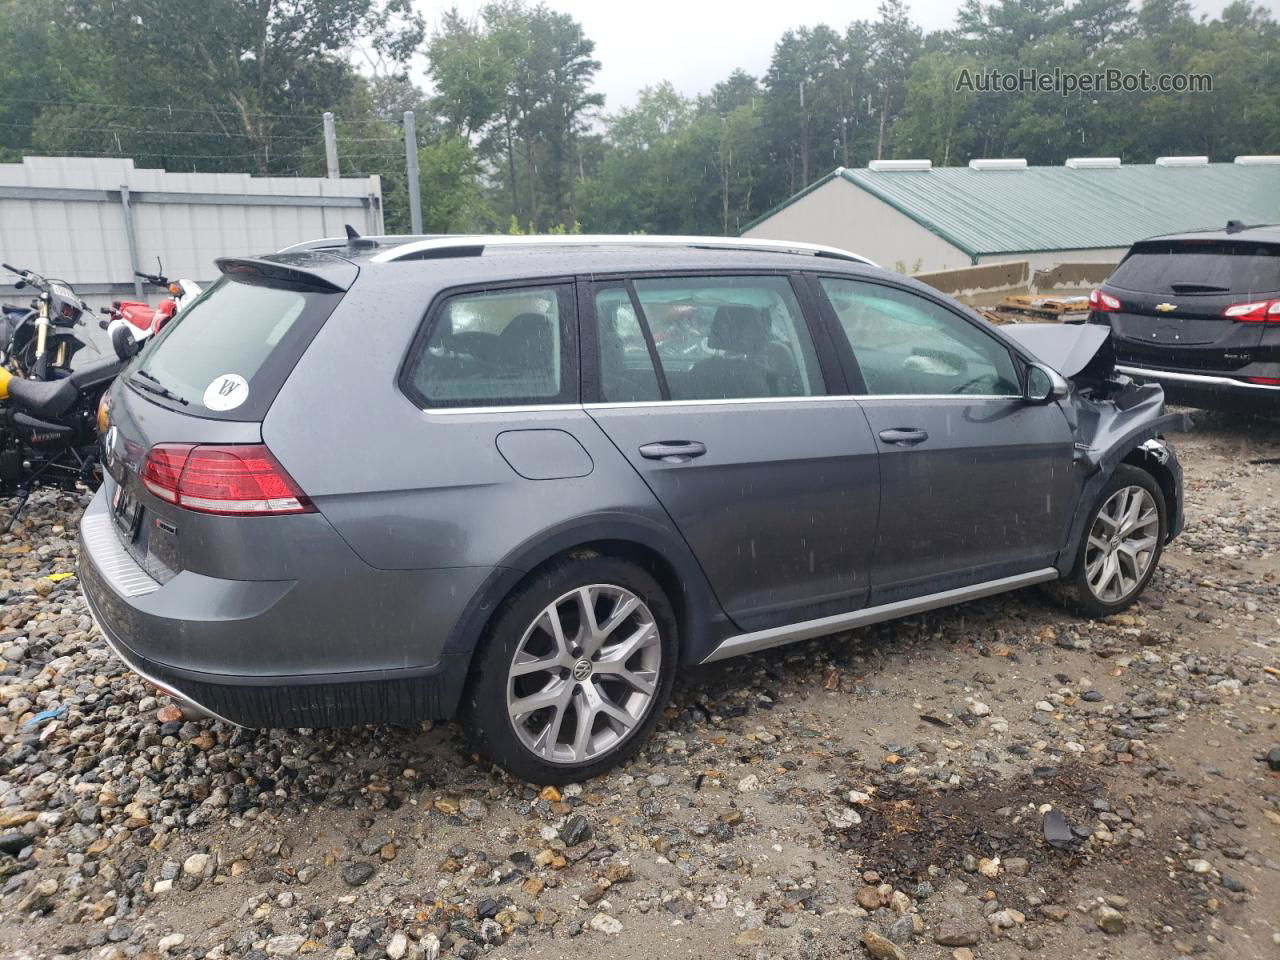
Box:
[412, 0, 1269, 111]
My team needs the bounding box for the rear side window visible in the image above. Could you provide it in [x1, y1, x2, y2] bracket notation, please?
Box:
[404, 284, 577, 408]
[1108, 241, 1280, 295]
[129, 276, 341, 421]
[596, 275, 822, 402]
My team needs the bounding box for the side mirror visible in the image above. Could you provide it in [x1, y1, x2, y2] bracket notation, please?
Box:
[111, 322, 141, 362]
[1024, 362, 1068, 404]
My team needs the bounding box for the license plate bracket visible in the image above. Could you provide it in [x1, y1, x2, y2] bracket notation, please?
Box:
[111, 483, 144, 542]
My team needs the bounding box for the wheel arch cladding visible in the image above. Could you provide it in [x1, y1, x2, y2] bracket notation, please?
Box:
[1056, 432, 1182, 576]
[441, 515, 730, 675]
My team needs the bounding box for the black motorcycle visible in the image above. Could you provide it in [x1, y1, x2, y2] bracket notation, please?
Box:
[1, 264, 129, 524]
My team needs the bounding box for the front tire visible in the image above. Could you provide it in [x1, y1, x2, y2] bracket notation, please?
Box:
[1061, 464, 1166, 618]
[459, 555, 677, 784]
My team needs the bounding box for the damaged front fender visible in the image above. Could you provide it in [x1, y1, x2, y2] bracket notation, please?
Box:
[1001, 322, 1189, 573]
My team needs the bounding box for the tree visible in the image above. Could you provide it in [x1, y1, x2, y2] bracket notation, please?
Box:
[870, 0, 923, 159]
[13, 0, 422, 175]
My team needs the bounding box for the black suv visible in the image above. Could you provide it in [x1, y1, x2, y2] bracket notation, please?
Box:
[1090, 222, 1280, 409]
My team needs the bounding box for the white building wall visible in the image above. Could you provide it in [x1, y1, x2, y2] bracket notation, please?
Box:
[743, 177, 972, 273]
[0, 156, 382, 308]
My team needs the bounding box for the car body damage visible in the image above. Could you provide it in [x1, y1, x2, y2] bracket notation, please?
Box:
[1002, 322, 1188, 571]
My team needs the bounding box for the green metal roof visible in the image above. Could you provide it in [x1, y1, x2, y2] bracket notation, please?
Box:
[746, 163, 1280, 258]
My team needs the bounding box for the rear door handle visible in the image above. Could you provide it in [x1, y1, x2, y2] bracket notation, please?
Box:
[878, 428, 929, 446]
[639, 440, 707, 463]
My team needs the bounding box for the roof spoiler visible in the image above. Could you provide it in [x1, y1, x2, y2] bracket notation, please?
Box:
[215, 256, 353, 292]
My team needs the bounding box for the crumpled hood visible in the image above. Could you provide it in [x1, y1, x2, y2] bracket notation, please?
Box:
[1000, 323, 1112, 379]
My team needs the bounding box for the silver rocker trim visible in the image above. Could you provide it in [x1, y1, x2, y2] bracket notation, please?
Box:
[700, 568, 1058, 664]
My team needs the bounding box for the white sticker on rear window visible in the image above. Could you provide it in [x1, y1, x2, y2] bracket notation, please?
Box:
[203, 373, 249, 411]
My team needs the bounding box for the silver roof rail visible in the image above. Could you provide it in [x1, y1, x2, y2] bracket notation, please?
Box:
[357, 234, 878, 267]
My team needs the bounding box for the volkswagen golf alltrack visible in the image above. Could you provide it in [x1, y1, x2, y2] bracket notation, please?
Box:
[80, 234, 1184, 783]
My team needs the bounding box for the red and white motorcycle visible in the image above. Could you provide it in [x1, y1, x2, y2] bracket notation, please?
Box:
[99, 267, 201, 352]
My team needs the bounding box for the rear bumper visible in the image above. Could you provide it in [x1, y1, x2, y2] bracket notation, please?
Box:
[78, 486, 481, 727]
[1117, 365, 1280, 409]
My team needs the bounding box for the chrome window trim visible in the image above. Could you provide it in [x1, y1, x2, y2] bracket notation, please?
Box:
[416, 394, 1025, 415]
[1117, 365, 1280, 392]
[701, 567, 1059, 664]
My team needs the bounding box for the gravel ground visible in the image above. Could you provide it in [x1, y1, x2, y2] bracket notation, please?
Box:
[0, 409, 1278, 960]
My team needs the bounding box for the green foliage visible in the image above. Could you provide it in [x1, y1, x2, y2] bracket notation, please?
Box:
[1, 0, 1278, 241]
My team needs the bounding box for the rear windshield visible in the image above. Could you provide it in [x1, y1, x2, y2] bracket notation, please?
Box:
[1108, 240, 1280, 295]
[126, 276, 341, 420]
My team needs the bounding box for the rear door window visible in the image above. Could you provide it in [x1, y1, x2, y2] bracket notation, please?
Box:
[1108, 241, 1280, 295]
[403, 284, 577, 408]
[128, 275, 342, 420]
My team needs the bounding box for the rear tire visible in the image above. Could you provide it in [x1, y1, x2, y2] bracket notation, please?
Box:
[459, 555, 677, 784]
[1059, 464, 1166, 618]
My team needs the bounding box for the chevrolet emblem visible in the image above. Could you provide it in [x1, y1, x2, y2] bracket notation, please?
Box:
[1154, 302, 1178, 312]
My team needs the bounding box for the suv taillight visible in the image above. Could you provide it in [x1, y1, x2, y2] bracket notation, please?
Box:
[142, 443, 314, 516]
[1223, 299, 1280, 323]
[1089, 288, 1121, 313]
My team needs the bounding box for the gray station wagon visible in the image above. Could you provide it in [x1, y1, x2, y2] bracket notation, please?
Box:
[79, 235, 1184, 783]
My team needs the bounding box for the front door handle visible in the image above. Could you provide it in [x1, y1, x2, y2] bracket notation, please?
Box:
[878, 428, 929, 446]
[639, 440, 707, 463]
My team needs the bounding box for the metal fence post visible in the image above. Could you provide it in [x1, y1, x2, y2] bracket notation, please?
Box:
[404, 111, 423, 234]
[323, 112, 339, 179]
[119, 185, 143, 297]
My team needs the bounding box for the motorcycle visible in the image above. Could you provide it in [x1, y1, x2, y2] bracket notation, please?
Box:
[0, 264, 134, 525]
[100, 265, 201, 346]
[0, 262, 95, 381]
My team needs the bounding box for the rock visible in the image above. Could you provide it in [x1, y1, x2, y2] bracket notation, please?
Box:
[933, 921, 981, 947]
[560, 814, 592, 846]
[386, 932, 409, 959]
[970, 701, 991, 717]
[1040, 905, 1069, 922]
[182, 853, 212, 878]
[885, 915, 916, 944]
[342, 862, 375, 886]
[1186, 858, 1213, 874]
[1096, 905, 1127, 934]
[1267, 746, 1280, 772]
[158, 934, 185, 953]
[589, 913, 623, 935]
[1004, 856, 1029, 877]
[826, 806, 862, 829]
[952, 951, 974, 960]
[856, 885, 883, 910]
[737, 774, 760, 792]
[977, 856, 1000, 878]
[265, 934, 306, 956]
[861, 929, 908, 960]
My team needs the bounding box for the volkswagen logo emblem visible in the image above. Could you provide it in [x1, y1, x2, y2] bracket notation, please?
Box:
[572, 658, 593, 682]
[103, 425, 118, 468]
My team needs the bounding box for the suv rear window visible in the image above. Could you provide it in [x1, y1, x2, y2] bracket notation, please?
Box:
[1108, 240, 1280, 295]
[127, 276, 342, 421]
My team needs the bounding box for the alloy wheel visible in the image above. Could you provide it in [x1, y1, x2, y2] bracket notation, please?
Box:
[1085, 485, 1159, 603]
[506, 584, 662, 765]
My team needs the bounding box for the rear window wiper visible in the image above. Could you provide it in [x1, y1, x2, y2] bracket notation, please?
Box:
[1168, 282, 1231, 293]
[129, 369, 189, 405]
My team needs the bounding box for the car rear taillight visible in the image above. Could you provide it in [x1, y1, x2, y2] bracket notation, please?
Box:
[1088, 288, 1121, 313]
[1223, 299, 1280, 323]
[1244, 376, 1280, 386]
[142, 443, 314, 515]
